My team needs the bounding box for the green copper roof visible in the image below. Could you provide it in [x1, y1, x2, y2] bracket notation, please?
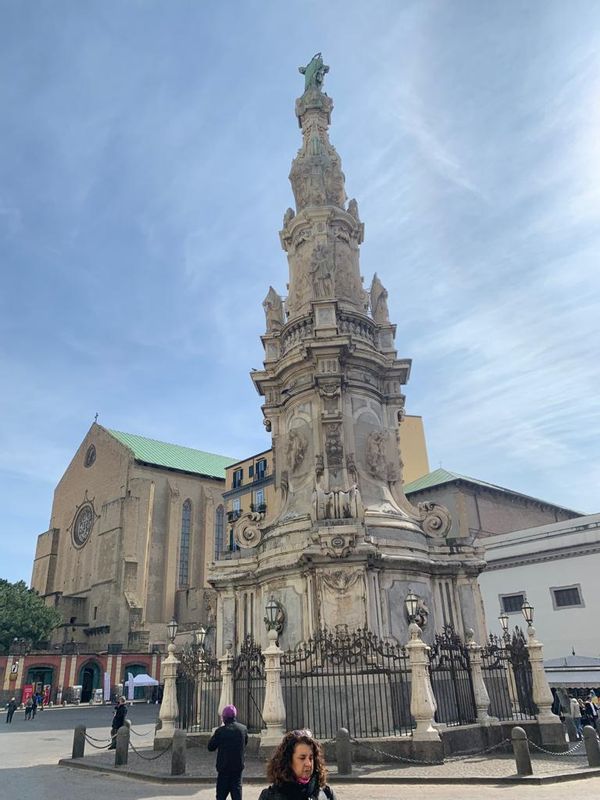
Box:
[403, 467, 580, 513]
[108, 429, 237, 479]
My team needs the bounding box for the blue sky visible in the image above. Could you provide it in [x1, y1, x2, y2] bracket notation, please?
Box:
[2, 1, 599, 583]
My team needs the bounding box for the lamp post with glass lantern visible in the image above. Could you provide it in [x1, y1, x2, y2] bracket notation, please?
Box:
[404, 589, 441, 749]
[155, 617, 180, 749]
[260, 596, 286, 754]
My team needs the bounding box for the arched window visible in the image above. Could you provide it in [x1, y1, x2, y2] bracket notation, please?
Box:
[214, 505, 224, 559]
[178, 499, 191, 588]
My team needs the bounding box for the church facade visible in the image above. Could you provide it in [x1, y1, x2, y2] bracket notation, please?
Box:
[31, 423, 236, 653]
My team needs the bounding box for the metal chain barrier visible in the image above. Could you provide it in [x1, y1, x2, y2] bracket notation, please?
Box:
[350, 737, 442, 766]
[83, 733, 113, 750]
[83, 732, 112, 743]
[129, 726, 155, 738]
[446, 737, 512, 761]
[350, 736, 512, 767]
[128, 738, 173, 761]
[528, 739, 584, 757]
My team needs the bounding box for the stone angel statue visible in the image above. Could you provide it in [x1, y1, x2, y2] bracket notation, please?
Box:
[370, 273, 390, 325]
[262, 286, 285, 332]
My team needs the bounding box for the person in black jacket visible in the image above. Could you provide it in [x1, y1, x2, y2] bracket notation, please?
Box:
[258, 729, 336, 800]
[108, 695, 127, 749]
[207, 704, 248, 800]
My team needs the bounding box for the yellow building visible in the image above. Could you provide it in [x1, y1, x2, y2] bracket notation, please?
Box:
[220, 450, 276, 557]
[399, 414, 430, 485]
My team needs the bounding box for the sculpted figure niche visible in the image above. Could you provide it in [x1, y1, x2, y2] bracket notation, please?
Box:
[286, 429, 308, 473]
[366, 430, 388, 480]
[310, 244, 334, 299]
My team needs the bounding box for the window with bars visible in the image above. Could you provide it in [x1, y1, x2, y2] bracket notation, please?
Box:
[214, 504, 225, 559]
[178, 499, 191, 587]
[233, 468, 243, 488]
[551, 585, 583, 609]
[500, 593, 526, 613]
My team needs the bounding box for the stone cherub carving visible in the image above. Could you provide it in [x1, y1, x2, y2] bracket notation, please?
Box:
[370, 273, 390, 325]
[263, 286, 285, 332]
[299, 52, 329, 92]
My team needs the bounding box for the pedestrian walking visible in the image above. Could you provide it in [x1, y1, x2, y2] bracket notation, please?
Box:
[258, 729, 336, 800]
[24, 696, 33, 721]
[207, 704, 248, 800]
[108, 695, 127, 749]
[570, 694, 583, 738]
[30, 694, 37, 719]
[5, 698, 18, 724]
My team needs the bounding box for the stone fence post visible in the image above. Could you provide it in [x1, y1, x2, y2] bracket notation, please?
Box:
[405, 622, 441, 743]
[526, 625, 564, 749]
[217, 643, 234, 722]
[260, 628, 286, 754]
[155, 641, 180, 749]
[465, 630, 495, 725]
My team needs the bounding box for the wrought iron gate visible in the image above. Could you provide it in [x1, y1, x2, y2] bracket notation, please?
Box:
[176, 646, 221, 731]
[281, 627, 412, 739]
[481, 629, 536, 720]
[232, 636, 266, 732]
[428, 624, 477, 726]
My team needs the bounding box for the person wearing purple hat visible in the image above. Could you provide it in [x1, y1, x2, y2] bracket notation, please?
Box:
[208, 704, 248, 800]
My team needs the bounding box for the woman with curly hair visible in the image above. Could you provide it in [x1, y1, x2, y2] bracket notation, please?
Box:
[258, 730, 336, 800]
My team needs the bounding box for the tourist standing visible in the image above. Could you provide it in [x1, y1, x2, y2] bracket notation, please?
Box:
[108, 695, 127, 749]
[24, 696, 33, 720]
[259, 730, 336, 800]
[5, 698, 18, 724]
[207, 704, 248, 800]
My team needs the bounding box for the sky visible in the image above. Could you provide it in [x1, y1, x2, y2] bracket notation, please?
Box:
[1, 1, 599, 584]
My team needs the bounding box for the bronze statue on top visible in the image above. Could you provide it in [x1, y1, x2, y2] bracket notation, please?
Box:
[299, 52, 329, 92]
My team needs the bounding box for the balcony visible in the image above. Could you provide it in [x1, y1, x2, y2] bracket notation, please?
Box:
[227, 509, 242, 522]
[250, 502, 267, 514]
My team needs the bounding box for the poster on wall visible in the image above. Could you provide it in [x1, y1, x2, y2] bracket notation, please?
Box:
[43, 685, 51, 706]
[21, 684, 33, 704]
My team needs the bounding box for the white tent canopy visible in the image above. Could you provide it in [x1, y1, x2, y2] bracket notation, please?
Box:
[124, 673, 159, 687]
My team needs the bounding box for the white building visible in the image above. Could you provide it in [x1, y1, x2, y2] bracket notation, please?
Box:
[478, 512, 600, 660]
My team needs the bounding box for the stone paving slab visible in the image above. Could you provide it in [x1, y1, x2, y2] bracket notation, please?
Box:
[59, 738, 600, 786]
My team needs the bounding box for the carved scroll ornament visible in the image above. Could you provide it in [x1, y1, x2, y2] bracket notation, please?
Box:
[418, 501, 452, 538]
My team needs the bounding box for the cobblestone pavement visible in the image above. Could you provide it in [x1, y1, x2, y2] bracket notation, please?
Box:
[2, 705, 600, 800]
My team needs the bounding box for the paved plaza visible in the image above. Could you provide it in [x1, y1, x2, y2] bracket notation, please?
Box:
[2, 703, 600, 800]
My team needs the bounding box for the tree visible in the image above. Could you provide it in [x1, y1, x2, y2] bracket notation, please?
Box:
[0, 579, 62, 654]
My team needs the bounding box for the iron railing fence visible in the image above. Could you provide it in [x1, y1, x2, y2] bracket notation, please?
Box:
[232, 636, 266, 733]
[176, 646, 221, 732]
[481, 628, 536, 720]
[281, 627, 413, 739]
[428, 624, 477, 726]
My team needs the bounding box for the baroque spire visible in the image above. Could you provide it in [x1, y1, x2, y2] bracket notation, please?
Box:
[281, 54, 368, 320]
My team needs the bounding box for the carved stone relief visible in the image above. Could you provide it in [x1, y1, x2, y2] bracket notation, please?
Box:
[263, 286, 285, 332]
[321, 569, 362, 593]
[325, 423, 343, 469]
[286, 429, 307, 472]
[310, 243, 334, 299]
[366, 430, 388, 479]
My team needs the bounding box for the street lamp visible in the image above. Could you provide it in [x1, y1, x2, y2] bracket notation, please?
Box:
[521, 600, 534, 627]
[498, 612, 509, 633]
[264, 595, 285, 639]
[167, 617, 178, 643]
[194, 625, 207, 650]
[404, 589, 419, 624]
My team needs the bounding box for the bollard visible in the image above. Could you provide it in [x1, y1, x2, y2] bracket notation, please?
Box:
[115, 724, 130, 766]
[583, 725, 600, 767]
[511, 726, 532, 776]
[171, 728, 187, 775]
[72, 724, 86, 759]
[335, 727, 352, 776]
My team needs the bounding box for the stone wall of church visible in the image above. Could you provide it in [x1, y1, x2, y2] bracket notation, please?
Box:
[32, 424, 226, 651]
